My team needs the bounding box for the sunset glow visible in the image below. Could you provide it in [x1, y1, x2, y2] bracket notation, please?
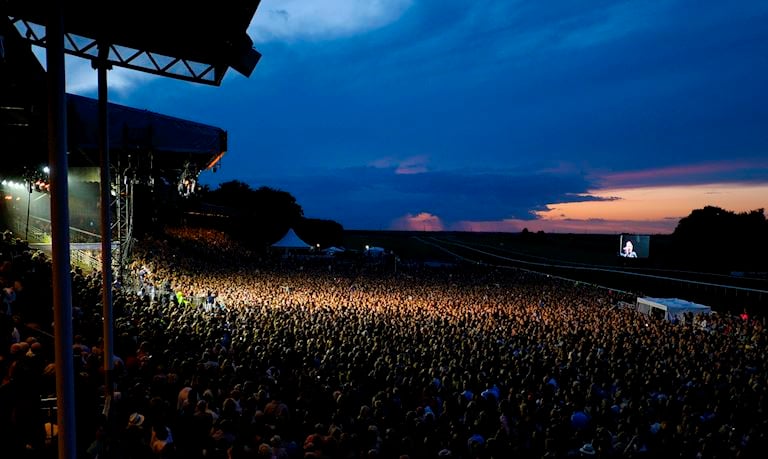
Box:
[540, 183, 768, 222]
[392, 212, 446, 231]
[32, 0, 766, 234]
[596, 161, 768, 189]
[451, 182, 768, 234]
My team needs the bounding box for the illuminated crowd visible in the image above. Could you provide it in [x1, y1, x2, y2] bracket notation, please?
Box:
[1, 227, 767, 458]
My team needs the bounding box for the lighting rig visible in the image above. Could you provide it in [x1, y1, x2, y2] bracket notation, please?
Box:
[0, 164, 50, 195]
[177, 161, 199, 197]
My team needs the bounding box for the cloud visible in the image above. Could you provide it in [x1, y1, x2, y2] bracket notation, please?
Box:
[227, 162, 609, 229]
[370, 155, 429, 175]
[554, 1, 661, 50]
[597, 160, 768, 189]
[216, 161, 768, 234]
[529, 182, 768, 232]
[396, 156, 429, 175]
[452, 217, 677, 235]
[327, 0, 673, 89]
[193, 2, 768, 234]
[249, 0, 414, 42]
[391, 212, 445, 231]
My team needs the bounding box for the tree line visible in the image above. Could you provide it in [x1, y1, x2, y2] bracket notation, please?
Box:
[146, 179, 767, 272]
[176, 180, 344, 249]
[672, 205, 768, 272]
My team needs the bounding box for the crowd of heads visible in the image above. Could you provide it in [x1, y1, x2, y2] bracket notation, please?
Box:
[1, 226, 767, 458]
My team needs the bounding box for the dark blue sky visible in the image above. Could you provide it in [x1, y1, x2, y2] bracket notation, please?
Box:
[61, 0, 768, 232]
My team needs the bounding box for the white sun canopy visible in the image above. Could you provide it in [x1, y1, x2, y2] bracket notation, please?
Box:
[271, 228, 312, 249]
[637, 297, 712, 321]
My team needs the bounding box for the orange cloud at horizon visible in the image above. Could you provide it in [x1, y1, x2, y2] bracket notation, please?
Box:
[391, 212, 445, 231]
[451, 182, 768, 234]
[597, 161, 768, 188]
[539, 183, 768, 223]
[452, 218, 676, 234]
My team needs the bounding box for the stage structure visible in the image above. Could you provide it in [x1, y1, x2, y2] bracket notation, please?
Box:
[67, 93, 228, 277]
[2, 18, 229, 278]
[1, 2, 263, 458]
[2, 95, 228, 275]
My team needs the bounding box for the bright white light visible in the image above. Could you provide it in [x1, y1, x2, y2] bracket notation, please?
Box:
[43, 166, 50, 174]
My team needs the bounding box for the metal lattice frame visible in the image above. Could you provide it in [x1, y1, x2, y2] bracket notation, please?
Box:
[10, 17, 226, 85]
[110, 160, 137, 281]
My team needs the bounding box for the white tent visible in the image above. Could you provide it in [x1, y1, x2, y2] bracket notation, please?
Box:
[365, 246, 386, 256]
[271, 228, 312, 249]
[637, 297, 712, 322]
[323, 246, 346, 255]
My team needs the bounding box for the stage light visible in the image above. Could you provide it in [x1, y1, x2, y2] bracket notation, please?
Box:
[43, 166, 50, 174]
[177, 161, 200, 197]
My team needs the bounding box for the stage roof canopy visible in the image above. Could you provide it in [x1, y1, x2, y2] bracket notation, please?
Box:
[3, 0, 262, 85]
[1, 10, 236, 178]
[66, 93, 227, 172]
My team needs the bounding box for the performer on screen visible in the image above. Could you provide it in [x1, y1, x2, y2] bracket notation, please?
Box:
[621, 240, 638, 258]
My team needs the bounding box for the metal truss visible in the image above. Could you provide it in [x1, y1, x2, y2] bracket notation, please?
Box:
[110, 164, 137, 282]
[10, 17, 226, 86]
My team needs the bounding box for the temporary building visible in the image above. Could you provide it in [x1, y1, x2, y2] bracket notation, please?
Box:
[365, 246, 386, 256]
[636, 297, 712, 322]
[271, 228, 312, 249]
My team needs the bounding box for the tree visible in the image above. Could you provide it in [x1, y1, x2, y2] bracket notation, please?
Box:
[673, 206, 768, 271]
[199, 181, 305, 247]
[251, 186, 304, 226]
[204, 180, 258, 212]
[185, 180, 344, 249]
[296, 218, 345, 248]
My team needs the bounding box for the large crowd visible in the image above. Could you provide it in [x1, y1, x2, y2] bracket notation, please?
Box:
[1, 227, 767, 459]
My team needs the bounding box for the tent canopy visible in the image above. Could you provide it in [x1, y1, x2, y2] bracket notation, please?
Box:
[365, 246, 386, 257]
[271, 228, 312, 249]
[637, 297, 712, 321]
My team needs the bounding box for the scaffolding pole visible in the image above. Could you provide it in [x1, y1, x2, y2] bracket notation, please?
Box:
[96, 47, 115, 409]
[46, 3, 77, 457]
